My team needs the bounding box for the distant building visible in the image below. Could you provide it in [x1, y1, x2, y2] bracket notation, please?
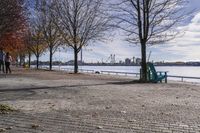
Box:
[132, 57, 135, 64]
[67, 60, 74, 65]
[186, 62, 200, 66]
[136, 58, 141, 65]
[110, 54, 116, 64]
[175, 62, 185, 65]
[125, 58, 131, 65]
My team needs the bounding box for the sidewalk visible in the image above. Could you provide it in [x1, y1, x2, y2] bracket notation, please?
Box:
[0, 68, 200, 132]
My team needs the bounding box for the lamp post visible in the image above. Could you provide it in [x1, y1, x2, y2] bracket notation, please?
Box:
[81, 48, 83, 65]
[59, 48, 61, 70]
[80, 47, 93, 65]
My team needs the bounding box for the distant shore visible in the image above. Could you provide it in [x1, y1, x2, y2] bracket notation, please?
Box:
[30, 63, 200, 67]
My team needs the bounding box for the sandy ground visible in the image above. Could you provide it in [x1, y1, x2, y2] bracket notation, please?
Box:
[0, 68, 200, 132]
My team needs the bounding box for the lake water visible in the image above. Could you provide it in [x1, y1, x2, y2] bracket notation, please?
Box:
[52, 65, 200, 83]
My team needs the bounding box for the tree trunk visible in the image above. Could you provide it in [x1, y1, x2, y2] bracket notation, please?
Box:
[36, 56, 39, 69]
[49, 47, 53, 71]
[28, 52, 31, 68]
[19, 55, 22, 66]
[141, 43, 147, 82]
[74, 48, 78, 73]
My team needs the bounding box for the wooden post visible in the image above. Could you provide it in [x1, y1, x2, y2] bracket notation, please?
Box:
[165, 72, 167, 83]
[159, 72, 162, 83]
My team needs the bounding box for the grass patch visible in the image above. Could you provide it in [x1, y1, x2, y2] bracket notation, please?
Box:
[0, 104, 16, 114]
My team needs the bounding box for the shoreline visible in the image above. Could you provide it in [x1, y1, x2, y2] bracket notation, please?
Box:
[37, 66, 200, 84]
[36, 65, 200, 80]
[31, 64, 200, 67]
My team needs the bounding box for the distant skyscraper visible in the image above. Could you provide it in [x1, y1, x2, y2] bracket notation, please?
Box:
[125, 58, 131, 65]
[110, 54, 116, 64]
[132, 57, 135, 63]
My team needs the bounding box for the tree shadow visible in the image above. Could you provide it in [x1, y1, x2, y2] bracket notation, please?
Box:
[108, 80, 151, 85]
[0, 83, 109, 93]
[0, 84, 109, 101]
[0, 79, 152, 93]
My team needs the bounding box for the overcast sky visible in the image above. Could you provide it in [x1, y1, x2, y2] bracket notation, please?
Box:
[39, 0, 200, 63]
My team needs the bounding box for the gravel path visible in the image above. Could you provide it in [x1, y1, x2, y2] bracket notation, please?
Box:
[0, 68, 200, 133]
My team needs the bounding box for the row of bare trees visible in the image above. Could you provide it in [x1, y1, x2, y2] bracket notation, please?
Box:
[23, 0, 188, 82]
[26, 0, 112, 72]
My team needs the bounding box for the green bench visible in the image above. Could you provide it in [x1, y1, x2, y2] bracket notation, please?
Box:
[147, 62, 168, 83]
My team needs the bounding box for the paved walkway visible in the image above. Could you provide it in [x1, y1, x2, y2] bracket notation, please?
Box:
[1, 112, 200, 133]
[0, 68, 200, 133]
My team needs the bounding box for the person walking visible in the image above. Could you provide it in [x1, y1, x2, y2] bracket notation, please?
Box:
[0, 48, 5, 73]
[5, 52, 12, 74]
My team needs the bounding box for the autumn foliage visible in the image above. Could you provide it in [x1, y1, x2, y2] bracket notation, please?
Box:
[0, 0, 27, 58]
[0, 32, 25, 54]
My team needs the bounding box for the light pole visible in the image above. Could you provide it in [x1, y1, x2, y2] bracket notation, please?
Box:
[80, 47, 93, 65]
[81, 48, 83, 65]
[59, 48, 61, 70]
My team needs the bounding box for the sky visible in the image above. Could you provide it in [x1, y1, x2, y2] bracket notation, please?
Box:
[39, 0, 200, 63]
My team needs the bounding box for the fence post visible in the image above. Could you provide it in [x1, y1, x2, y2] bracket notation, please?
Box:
[165, 72, 167, 83]
[181, 77, 184, 82]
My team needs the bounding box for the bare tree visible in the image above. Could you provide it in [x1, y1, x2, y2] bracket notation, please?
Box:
[26, 0, 48, 69]
[36, 0, 61, 70]
[53, 0, 113, 73]
[113, 0, 188, 82]
[29, 23, 46, 69]
[23, 31, 33, 68]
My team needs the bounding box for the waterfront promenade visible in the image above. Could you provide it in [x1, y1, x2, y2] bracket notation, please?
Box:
[0, 68, 200, 132]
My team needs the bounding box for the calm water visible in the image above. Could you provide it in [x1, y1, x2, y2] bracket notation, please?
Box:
[52, 65, 200, 83]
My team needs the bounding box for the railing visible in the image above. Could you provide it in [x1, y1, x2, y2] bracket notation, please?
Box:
[60, 68, 74, 72]
[79, 69, 95, 73]
[39, 66, 49, 70]
[101, 70, 140, 77]
[168, 75, 200, 82]
[38, 66, 200, 82]
[98, 70, 200, 82]
[53, 67, 95, 73]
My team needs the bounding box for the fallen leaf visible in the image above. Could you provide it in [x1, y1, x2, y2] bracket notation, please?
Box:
[5, 127, 12, 130]
[121, 111, 126, 114]
[31, 124, 40, 129]
[0, 128, 6, 132]
[96, 126, 103, 129]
